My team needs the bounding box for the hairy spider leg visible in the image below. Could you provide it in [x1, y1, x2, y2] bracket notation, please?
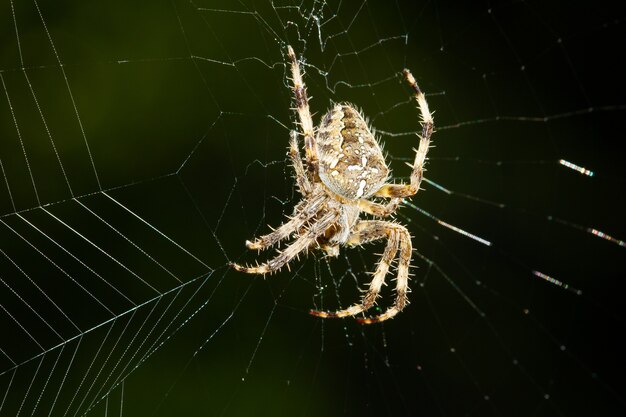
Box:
[241, 193, 327, 252]
[357, 222, 412, 324]
[289, 130, 312, 195]
[310, 220, 411, 322]
[358, 198, 403, 217]
[232, 210, 338, 275]
[287, 45, 319, 179]
[375, 68, 433, 199]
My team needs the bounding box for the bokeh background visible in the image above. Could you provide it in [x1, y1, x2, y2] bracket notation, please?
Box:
[1, 1, 625, 416]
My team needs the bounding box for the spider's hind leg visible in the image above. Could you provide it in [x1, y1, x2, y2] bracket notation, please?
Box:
[287, 45, 319, 177]
[289, 130, 312, 196]
[374, 69, 433, 200]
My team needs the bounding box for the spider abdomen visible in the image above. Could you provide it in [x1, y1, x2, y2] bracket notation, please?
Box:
[317, 104, 389, 200]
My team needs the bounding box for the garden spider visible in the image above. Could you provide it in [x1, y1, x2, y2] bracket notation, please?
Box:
[232, 45, 433, 324]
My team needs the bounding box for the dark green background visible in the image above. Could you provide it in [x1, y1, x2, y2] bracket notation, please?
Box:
[1, 1, 625, 416]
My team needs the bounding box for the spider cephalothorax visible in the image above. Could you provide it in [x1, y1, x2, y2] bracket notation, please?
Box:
[232, 45, 434, 324]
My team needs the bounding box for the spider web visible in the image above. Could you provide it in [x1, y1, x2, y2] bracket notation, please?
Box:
[1, 0, 625, 416]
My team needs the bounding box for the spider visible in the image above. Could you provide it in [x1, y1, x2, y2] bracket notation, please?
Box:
[231, 45, 433, 324]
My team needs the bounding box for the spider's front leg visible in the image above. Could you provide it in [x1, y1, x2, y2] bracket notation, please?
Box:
[356, 222, 412, 324]
[232, 210, 338, 275]
[310, 220, 407, 320]
[241, 193, 326, 252]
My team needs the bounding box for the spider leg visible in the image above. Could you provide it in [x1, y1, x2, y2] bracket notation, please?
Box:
[243, 193, 326, 251]
[310, 220, 400, 319]
[357, 224, 412, 324]
[232, 210, 338, 275]
[375, 69, 433, 199]
[358, 198, 403, 217]
[289, 130, 312, 195]
[287, 45, 319, 178]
